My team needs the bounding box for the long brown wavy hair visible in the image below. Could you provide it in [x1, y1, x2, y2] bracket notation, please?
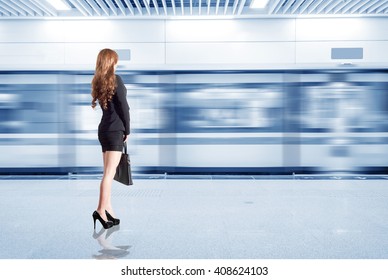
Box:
[91, 49, 118, 110]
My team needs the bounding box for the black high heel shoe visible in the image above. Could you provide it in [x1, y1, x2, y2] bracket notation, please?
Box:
[105, 210, 120, 226]
[93, 211, 113, 229]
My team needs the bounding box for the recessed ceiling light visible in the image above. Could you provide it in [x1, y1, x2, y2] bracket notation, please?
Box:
[250, 0, 270, 9]
[46, 0, 71, 11]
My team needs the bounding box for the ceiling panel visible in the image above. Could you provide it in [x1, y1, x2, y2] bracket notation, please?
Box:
[0, 0, 387, 17]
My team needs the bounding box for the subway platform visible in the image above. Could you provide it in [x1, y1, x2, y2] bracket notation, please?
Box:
[0, 175, 388, 259]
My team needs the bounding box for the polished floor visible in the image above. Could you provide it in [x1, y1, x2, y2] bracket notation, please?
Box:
[0, 175, 388, 259]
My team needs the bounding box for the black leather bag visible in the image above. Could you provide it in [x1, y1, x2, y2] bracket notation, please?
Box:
[114, 142, 133, 186]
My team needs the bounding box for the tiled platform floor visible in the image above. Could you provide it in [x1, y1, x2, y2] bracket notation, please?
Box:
[0, 176, 388, 259]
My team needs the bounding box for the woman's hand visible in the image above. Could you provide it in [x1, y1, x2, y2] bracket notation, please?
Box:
[123, 134, 129, 142]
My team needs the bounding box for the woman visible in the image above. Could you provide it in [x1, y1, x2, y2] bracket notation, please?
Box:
[91, 49, 130, 229]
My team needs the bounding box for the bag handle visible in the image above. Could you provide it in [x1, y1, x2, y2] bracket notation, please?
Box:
[123, 141, 128, 154]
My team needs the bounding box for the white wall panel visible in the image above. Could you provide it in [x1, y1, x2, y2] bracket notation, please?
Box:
[296, 41, 388, 64]
[166, 42, 295, 64]
[65, 43, 165, 65]
[64, 20, 165, 43]
[166, 19, 295, 42]
[0, 20, 65, 42]
[0, 43, 64, 64]
[296, 18, 388, 41]
[1, 18, 388, 67]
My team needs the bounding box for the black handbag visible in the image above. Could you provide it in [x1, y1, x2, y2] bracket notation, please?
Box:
[114, 142, 133, 186]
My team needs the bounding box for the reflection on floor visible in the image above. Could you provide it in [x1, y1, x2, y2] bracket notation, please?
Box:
[0, 176, 388, 259]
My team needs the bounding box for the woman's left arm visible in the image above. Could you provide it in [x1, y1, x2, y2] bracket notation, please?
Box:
[116, 75, 130, 136]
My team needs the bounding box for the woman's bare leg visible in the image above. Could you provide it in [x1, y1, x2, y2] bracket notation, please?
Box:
[97, 151, 121, 221]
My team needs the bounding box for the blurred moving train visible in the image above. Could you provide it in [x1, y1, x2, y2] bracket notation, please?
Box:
[1, 68, 388, 174]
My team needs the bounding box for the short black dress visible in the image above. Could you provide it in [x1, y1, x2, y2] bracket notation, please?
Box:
[98, 75, 130, 152]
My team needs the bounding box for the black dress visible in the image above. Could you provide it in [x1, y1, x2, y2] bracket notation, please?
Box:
[98, 75, 130, 152]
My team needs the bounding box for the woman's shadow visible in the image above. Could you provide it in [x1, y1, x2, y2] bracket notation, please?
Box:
[92, 226, 131, 259]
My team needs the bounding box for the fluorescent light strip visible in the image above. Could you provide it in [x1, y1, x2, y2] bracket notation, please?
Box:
[46, 0, 71, 11]
[250, 0, 270, 9]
